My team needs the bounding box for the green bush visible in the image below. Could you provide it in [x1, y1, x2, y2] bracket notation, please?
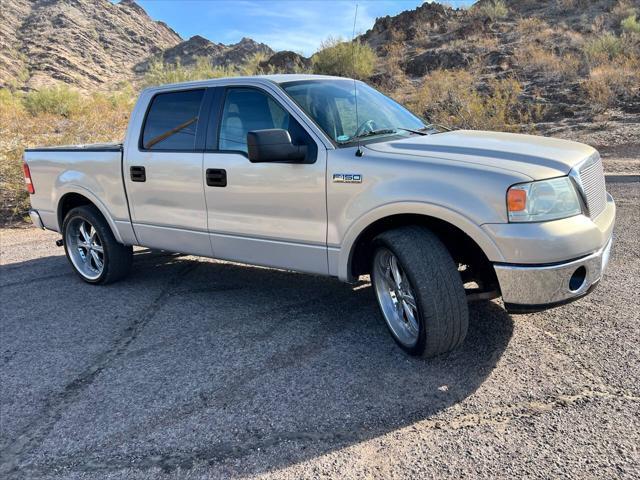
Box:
[473, 0, 509, 21]
[22, 86, 82, 117]
[621, 14, 640, 34]
[584, 33, 625, 64]
[312, 37, 376, 80]
[0, 88, 24, 112]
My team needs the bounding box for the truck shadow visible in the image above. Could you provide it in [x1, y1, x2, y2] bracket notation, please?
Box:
[1, 250, 514, 477]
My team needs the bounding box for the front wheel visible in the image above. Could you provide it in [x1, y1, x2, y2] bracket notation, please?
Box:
[62, 205, 132, 284]
[371, 226, 469, 358]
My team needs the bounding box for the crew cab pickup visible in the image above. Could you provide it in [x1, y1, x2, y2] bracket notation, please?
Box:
[24, 74, 615, 357]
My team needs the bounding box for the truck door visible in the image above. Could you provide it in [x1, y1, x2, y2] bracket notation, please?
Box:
[203, 86, 328, 274]
[124, 88, 213, 256]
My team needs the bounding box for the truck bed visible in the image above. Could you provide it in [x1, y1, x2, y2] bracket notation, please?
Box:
[25, 142, 123, 152]
[24, 143, 133, 243]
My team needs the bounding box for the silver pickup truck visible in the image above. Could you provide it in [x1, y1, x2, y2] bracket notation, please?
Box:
[24, 74, 615, 357]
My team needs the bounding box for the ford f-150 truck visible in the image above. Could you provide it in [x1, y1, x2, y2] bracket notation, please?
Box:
[23, 74, 615, 357]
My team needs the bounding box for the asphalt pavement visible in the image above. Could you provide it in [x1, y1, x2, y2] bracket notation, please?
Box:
[0, 182, 638, 479]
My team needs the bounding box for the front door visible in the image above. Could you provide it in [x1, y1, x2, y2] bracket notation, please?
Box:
[203, 86, 328, 274]
[124, 88, 212, 256]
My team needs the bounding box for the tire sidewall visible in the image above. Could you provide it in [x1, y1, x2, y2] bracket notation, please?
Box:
[371, 237, 428, 356]
[62, 207, 111, 284]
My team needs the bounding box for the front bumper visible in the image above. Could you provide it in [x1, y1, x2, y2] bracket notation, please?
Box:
[495, 235, 613, 313]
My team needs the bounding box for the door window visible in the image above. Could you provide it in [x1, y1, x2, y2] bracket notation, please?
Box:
[218, 88, 314, 158]
[141, 89, 204, 151]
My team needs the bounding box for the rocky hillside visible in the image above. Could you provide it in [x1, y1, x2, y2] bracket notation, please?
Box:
[134, 35, 274, 73]
[361, 0, 639, 138]
[0, 0, 182, 90]
[0, 0, 277, 90]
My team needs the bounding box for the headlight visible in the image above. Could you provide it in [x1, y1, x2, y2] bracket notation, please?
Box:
[507, 177, 582, 222]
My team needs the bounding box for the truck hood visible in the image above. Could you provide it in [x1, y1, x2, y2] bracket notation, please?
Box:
[365, 130, 596, 180]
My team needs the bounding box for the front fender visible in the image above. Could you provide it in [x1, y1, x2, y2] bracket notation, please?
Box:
[333, 201, 504, 281]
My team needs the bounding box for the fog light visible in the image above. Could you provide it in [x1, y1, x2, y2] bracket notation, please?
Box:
[569, 266, 587, 292]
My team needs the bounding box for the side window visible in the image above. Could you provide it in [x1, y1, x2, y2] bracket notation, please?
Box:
[218, 88, 315, 158]
[141, 89, 204, 151]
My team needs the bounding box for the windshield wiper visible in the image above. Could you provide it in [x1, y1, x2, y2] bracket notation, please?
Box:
[396, 127, 428, 136]
[353, 128, 397, 140]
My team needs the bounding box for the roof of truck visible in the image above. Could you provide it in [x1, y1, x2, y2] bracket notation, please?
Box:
[259, 74, 352, 84]
[142, 74, 354, 94]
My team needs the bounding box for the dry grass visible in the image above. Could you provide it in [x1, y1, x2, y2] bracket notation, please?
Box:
[409, 69, 542, 131]
[580, 24, 640, 112]
[515, 44, 582, 81]
[612, 0, 638, 23]
[582, 57, 640, 112]
[0, 87, 134, 224]
[515, 17, 552, 38]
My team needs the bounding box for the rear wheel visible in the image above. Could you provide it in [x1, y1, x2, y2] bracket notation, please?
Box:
[371, 226, 468, 358]
[63, 205, 132, 284]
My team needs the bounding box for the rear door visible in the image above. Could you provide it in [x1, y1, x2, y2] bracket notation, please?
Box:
[202, 85, 328, 274]
[124, 87, 213, 256]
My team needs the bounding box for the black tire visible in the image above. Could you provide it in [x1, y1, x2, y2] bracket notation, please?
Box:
[62, 205, 132, 284]
[371, 226, 468, 358]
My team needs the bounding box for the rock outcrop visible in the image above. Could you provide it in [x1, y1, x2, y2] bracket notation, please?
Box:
[1, 0, 182, 89]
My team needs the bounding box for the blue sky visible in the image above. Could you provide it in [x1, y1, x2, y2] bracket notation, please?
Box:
[121, 1, 474, 55]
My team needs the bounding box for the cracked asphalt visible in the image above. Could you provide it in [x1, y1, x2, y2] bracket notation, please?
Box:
[1, 182, 638, 479]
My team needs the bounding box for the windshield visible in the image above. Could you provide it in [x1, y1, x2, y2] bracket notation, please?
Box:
[281, 79, 429, 145]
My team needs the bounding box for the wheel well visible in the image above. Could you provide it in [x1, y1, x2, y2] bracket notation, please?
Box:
[57, 193, 94, 228]
[350, 214, 498, 289]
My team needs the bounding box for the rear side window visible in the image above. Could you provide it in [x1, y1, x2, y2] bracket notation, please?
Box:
[141, 89, 204, 151]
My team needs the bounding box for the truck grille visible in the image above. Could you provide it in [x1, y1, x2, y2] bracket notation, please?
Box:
[577, 155, 607, 219]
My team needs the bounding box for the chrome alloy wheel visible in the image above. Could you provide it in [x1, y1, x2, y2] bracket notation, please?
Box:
[65, 217, 104, 280]
[373, 248, 420, 347]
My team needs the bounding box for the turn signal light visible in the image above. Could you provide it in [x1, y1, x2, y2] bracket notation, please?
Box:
[507, 188, 526, 212]
[23, 162, 35, 194]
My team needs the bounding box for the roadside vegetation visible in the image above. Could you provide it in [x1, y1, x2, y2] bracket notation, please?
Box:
[0, 86, 135, 223]
[409, 70, 542, 131]
[311, 37, 376, 79]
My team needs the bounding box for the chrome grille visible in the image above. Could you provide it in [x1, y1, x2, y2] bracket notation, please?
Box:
[577, 155, 607, 219]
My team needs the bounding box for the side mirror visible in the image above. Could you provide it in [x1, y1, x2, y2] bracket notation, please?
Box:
[247, 129, 307, 163]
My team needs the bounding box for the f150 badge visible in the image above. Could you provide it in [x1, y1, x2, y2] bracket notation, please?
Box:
[333, 173, 362, 183]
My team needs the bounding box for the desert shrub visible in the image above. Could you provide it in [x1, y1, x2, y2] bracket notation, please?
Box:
[409, 69, 538, 131]
[0, 88, 24, 113]
[472, 0, 509, 21]
[312, 37, 376, 79]
[142, 57, 234, 87]
[621, 14, 640, 34]
[583, 57, 640, 112]
[612, 0, 637, 22]
[583, 33, 625, 64]
[22, 86, 82, 117]
[515, 44, 581, 81]
[238, 52, 272, 75]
